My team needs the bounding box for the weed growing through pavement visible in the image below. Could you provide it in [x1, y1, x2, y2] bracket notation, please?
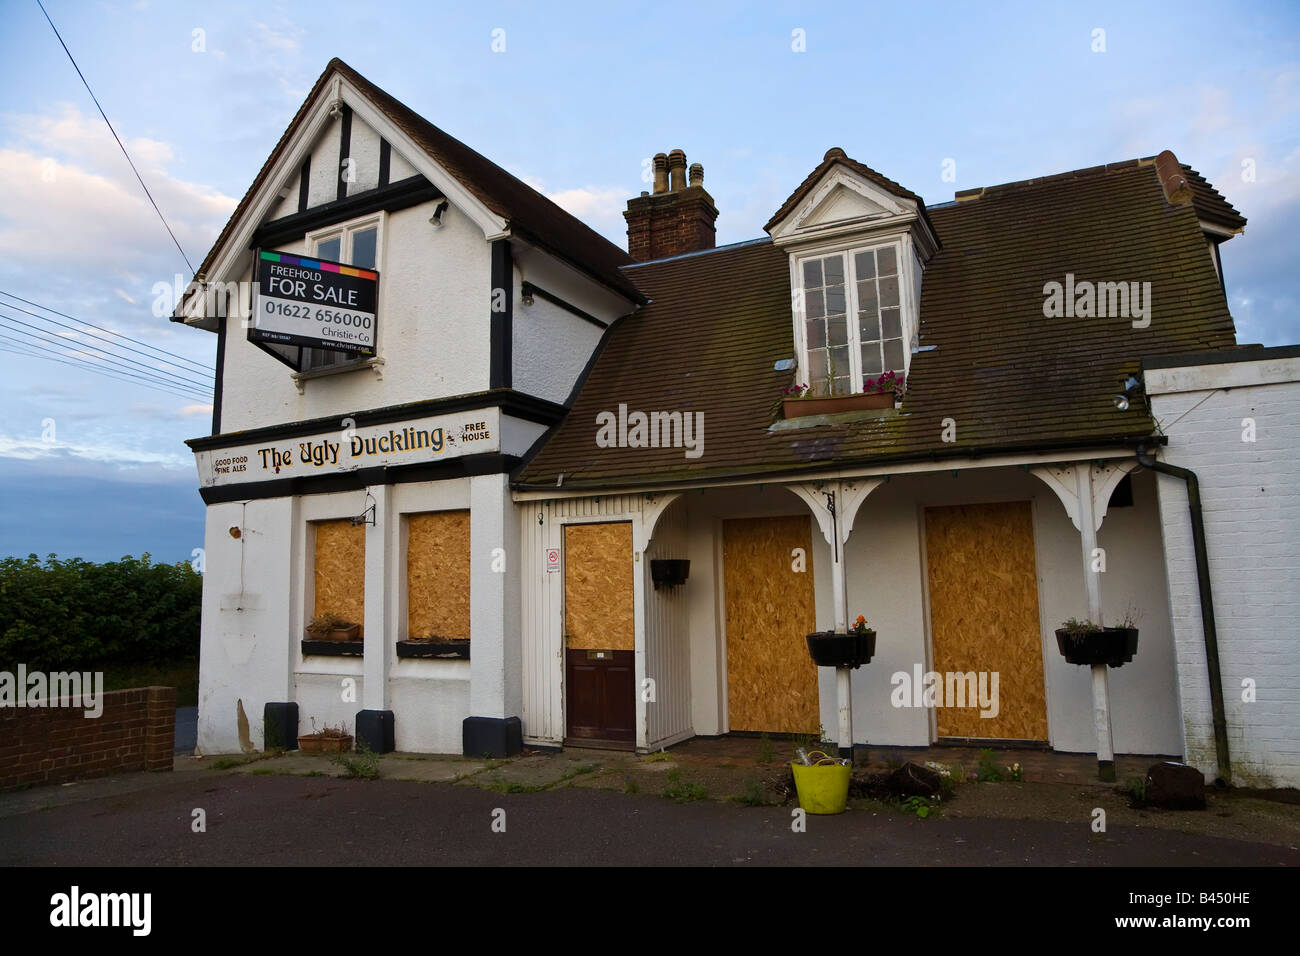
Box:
[331, 740, 380, 780]
[662, 768, 707, 802]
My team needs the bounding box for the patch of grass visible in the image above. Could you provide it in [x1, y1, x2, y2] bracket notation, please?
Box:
[662, 768, 707, 803]
[758, 733, 775, 765]
[330, 741, 380, 780]
[735, 779, 765, 807]
[900, 795, 937, 819]
[644, 751, 673, 763]
[559, 762, 598, 781]
[483, 779, 543, 794]
[1122, 775, 1148, 805]
[976, 748, 1005, 783]
[624, 776, 639, 794]
[209, 757, 243, 770]
[249, 767, 275, 776]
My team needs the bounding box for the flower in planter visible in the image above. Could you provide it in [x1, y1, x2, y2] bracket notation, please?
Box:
[783, 382, 810, 397]
[851, 614, 872, 635]
[863, 370, 905, 399]
[306, 612, 347, 636]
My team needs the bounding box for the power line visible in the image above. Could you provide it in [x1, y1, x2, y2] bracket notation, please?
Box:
[36, 0, 196, 275]
[0, 289, 213, 373]
[0, 306, 213, 391]
[0, 325, 210, 401]
[0, 331, 209, 402]
[0, 296, 213, 383]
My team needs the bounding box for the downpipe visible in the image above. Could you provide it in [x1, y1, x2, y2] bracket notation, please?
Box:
[1136, 444, 1231, 785]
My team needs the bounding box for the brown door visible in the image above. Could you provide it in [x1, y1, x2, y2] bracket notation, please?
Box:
[723, 515, 820, 734]
[924, 501, 1048, 741]
[564, 522, 635, 746]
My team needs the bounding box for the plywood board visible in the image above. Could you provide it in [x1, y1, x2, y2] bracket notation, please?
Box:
[924, 501, 1048, 740]
[564, 522, 634, 651]
[723, 515, 819, 734]
[407, 510, 471, 640]
[313, 519, 365, 634]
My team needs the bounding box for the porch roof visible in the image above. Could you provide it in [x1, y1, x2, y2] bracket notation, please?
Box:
[516, 156, 1243, 492]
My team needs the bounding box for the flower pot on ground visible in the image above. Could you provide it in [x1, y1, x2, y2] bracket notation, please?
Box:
[297, 724, 353, 753]
[1054, 619, 1139, 667]
[791, 751, 851, 814]
[806, 616, 876, 669]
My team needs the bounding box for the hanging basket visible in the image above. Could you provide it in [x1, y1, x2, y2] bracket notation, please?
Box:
[1054, 627, 1139, 667]
[806, 630, 876, 669]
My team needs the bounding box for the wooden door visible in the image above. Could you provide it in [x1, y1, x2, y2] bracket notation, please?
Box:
[924, 501, 1048, 740]
[723, 516, 819, 734]
[564, 522, 635, 746]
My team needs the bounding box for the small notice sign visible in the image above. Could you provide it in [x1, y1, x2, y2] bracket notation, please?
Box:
[545, 548, 561, 573]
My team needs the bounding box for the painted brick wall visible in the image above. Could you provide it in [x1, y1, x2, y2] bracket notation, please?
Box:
[0, 686, 175, 790]
[1149, 367, 1300, 788]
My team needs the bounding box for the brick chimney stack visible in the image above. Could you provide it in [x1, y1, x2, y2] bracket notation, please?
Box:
[625, 148, 718, 262]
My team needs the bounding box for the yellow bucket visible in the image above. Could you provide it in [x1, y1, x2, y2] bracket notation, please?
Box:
[791, 752, 851, 815]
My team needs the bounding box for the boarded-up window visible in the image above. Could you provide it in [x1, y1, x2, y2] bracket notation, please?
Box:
[407, 510, 471, 641]
[564, 522, 634, 651]
[313, 519, 366, 634]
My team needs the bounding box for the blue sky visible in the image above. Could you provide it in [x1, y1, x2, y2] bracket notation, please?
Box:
[1, 0, 1297, 563]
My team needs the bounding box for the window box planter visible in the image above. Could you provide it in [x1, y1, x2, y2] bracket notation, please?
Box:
[396, 638, 470, 660]
[806, 629, 876, 669]
[783, 393, 894, 418]
[1054, 627, 1139, 668]
[301, 638, 364, 657]
[650, 559, 690, 590]
[303, 621, 361, 642]
[297, 732, 353, 753]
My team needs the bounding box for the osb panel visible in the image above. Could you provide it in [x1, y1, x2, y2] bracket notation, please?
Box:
[723, 515, 819, 734]
[313, 519, 365, 634]
[924, 501, 1048, 740]
[564, 522, 634, 651]
[407, 510, 471, 640]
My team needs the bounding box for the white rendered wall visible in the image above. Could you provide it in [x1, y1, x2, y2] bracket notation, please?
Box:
[1148, 360, 1300, 787]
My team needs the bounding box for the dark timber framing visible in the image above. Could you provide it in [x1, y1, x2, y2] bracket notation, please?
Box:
[490, 239, 513, 388]
[378, 139, 391, 188]
[187, 388, 567, 452]
[336, 104, 352, 202]
[520, 281, 608, 329]
[249, 175, 441, 251]
[211, 314, 226, 435]
[297, 157, 310, 214]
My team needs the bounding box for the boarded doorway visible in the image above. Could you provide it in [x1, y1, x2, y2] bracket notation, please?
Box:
[564, 522, 635, 747]
[723, 515, 819, 734]
[924, 501, 1048, 741]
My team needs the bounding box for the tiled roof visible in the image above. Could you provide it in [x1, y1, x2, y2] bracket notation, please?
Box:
[516, 156, 1240, 490]
[190, 59, 639, 300]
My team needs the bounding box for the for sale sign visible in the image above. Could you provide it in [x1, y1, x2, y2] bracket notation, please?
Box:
[250, 250, 378, 356]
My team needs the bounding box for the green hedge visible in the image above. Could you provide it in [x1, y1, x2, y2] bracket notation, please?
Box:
[0, 554, 201, 671]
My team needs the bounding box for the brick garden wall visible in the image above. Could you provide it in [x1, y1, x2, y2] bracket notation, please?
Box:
[0, 685, 175, 790]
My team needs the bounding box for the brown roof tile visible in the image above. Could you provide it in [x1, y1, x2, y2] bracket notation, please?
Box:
[517, 159, 1238, 490]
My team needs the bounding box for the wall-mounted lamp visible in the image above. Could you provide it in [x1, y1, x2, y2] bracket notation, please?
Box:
[520, 282, 535, 307]
[1114, 373, 1143, 411]
[428, 200, 449, 228]
[350, 491, 377, 527]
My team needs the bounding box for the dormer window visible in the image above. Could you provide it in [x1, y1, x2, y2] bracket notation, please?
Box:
[302, 214, 383, 371]
[798, 240, 905, 396]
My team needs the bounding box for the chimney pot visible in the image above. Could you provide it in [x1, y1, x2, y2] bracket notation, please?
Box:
[689, 162, 704, 188]
[652, 153, 669, 195]
[668, 149, 687, 192]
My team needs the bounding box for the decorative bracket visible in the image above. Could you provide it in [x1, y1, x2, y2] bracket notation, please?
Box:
[1030, 460, 1139, 533]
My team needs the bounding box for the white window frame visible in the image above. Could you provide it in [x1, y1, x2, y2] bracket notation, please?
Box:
[300, 211, 386, 372]
[793, 237, 913, 395]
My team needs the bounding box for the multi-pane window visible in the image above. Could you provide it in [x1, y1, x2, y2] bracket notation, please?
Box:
[800, 242, 906, 395]
[302, 219, 380, 371]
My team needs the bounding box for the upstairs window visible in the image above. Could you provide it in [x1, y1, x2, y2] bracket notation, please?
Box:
[799, 241, 906, 395]
[302, 216, 382, 371]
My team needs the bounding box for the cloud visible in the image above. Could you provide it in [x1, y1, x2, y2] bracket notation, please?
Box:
[0, 434, 192, 471]
[523, 175, 628, 248]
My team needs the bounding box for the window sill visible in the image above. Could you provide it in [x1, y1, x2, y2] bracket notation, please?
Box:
[292, 356, 384, 392]
[396, 639, 470, 660]
[770, 404, 903, 432]
[301, 638, 364, 657]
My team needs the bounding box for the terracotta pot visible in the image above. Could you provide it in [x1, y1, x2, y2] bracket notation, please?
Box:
[784, 392, 894, 418]
[297, 734, 353, 753]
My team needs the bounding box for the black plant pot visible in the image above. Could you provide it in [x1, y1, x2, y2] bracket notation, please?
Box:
[806, 630, 876, 669]
[1054, 627, 1139, 667]
[650, 559, 690, 590]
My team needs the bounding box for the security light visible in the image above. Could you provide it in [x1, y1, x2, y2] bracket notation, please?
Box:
[428, 200, 449, 228]
[1113, 394, 1130, 411]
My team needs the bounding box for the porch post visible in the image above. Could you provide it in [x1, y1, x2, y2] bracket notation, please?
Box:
[830, 486, 852, 761]
[1075, 465, 1116, 781]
